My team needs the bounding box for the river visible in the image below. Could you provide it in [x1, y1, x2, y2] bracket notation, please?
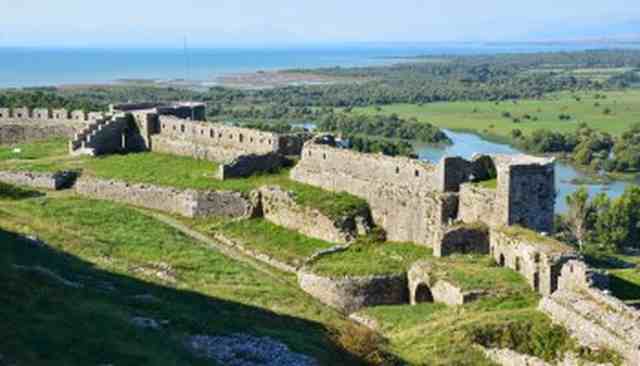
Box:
[416, 130, 634, 213]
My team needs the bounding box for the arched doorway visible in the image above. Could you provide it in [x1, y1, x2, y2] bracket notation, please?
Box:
[414, 283, 434, 304]
[499, 254, 506, 267]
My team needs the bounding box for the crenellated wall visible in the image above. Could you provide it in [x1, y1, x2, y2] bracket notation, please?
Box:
[0, 107, 89, 144]
[152, 116, 284, 161]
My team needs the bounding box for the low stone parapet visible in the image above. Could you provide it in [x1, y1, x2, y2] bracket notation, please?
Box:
[0, 171, 76, 190]
[258, 186, 372, 244]
[297, 270, 408, 314]
[74, 178, 256, 219]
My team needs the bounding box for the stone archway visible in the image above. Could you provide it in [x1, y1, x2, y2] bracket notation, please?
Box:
[413, 283, 434, 304]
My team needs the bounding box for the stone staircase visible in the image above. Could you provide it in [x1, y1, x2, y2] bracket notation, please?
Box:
[69, 114, 128, 156]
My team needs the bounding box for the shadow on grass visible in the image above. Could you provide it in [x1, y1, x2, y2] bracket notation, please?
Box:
[0, 182, 44, 200]
[583, 252, 636, 270]
[608, 273, 640, 302]
[0, 228, 382, 366]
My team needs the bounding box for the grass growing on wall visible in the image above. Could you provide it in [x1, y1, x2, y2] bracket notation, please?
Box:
[0, 192, 366, 366]
[193, 218, 335, 268]
[308, 241, 432, 277]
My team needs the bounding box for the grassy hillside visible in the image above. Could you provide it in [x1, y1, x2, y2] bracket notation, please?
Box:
[352, 90, 640, 140]
[0, 186, 368, 365]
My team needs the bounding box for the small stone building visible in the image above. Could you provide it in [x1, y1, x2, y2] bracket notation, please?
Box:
[490, 227, 577, 296]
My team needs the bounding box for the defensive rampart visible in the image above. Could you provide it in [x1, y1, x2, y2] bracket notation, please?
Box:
[0, 107, 89, 144]
[74, 178, 257, 219]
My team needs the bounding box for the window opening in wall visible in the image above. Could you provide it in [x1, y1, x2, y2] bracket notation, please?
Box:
[323, 153, 327, 160]
[239, 134, 244, 142]
[250, 137, 254, 143]
[230, 134, 234, 140]
[181, 125, 185, 133]
[308, 151, 312, 157]
[201, 129, 204, 135]
[268, 139, 272, 144]
[515, 257, 521, 272]
[499, 254, 505, 266]
[210, 130, 214, 138]
[396, 167, 400, 174]
[533, 272, 540, 292]
[534, 253, 540, 263]
[415, 170, 420, 177]
[219, 132, 223, 138]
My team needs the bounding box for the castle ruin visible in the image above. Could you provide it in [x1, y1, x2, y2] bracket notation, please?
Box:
[2, 102, 638, 364]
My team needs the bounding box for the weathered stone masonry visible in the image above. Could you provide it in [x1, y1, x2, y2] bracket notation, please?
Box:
[291, 139, 556, 247]
[0, 107, 89, 144]
[258, 186, 372, 243]
[540, 260, 640, 364]
[75, 178, 257, 219]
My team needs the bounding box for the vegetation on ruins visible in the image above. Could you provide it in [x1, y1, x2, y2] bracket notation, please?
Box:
[195, 217, 334, 268]
[0, 192, 369, 365]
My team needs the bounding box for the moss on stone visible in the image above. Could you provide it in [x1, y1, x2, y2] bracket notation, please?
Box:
[308, 241, 432, 277]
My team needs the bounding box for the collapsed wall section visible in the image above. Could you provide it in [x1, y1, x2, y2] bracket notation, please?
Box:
[490, 227, 576, 296]
[539, 261, 640, 364]
[258, 186, 372, 243]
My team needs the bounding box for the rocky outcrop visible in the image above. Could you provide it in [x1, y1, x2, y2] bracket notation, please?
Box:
[297, 270, 408, 314]
[479, 347, 613, 366]
[75, 178, 256, 219]
[258, 186, 372, 244]
[0, 170, 77, 190]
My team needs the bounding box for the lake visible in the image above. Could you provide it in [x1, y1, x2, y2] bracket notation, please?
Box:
[2, 42, 639, 88]
[417, 130, 633, 213]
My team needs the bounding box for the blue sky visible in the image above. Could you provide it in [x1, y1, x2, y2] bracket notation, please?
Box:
[1, 0, 639, 47]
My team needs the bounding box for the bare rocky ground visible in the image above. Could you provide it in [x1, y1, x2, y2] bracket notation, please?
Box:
[185, 334, 318, 366]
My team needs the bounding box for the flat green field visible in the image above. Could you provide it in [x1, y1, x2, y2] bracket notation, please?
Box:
[353, 90, 640, 139]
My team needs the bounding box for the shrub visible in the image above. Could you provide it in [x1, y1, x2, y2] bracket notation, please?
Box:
[329, 324, 401, 365]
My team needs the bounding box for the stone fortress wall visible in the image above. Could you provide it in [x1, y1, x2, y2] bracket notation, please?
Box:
[291, 138, 556, 247]
[0, 106, 90, 144]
